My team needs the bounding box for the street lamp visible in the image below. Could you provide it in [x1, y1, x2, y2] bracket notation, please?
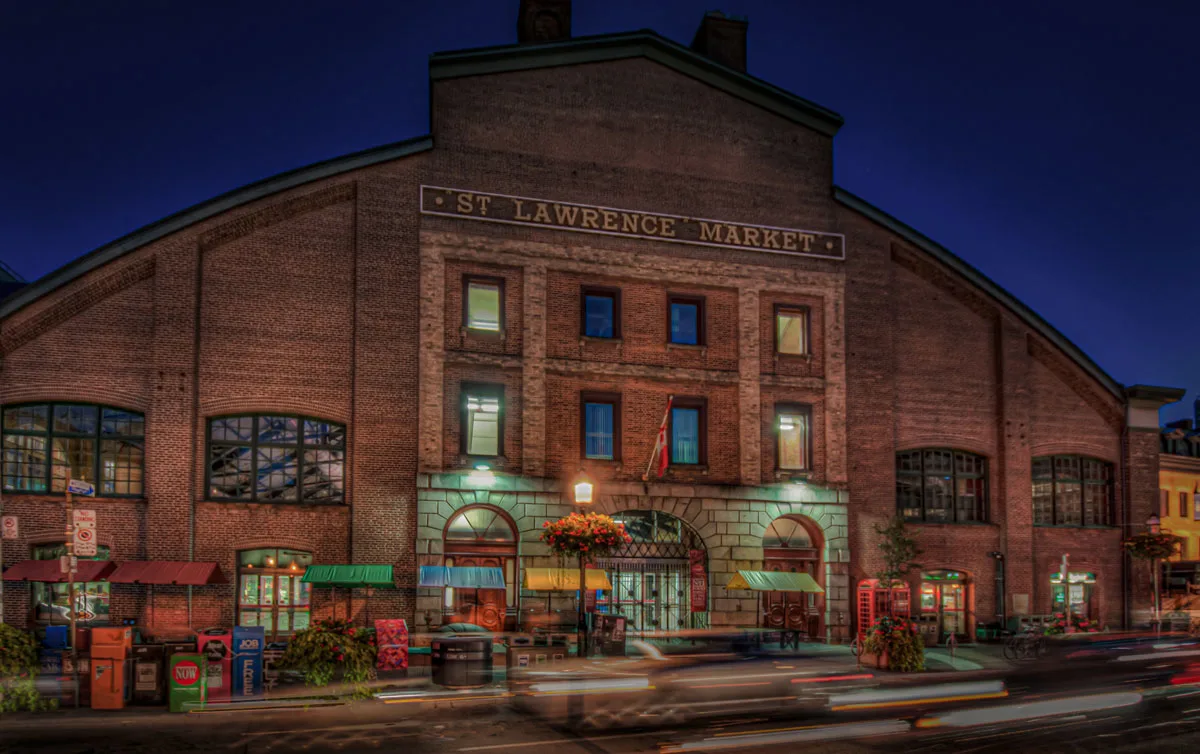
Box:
[571, 469, 595, 660]
[1147, 514, 1162, 632]
[573, 469, 594, 505]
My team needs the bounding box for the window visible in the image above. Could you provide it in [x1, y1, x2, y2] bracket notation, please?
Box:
[775, 306, 809, 356]
[776, 404, 811, 471]
[1161, 489, 1170, 518]
[237, 548, 312, 640]
[669, 398, 706, 465]
[207, 415, 345, 503]
[2, 403, 144, 497]
[581, 393, 620, 461]
[896, 449, 988, 523]
[462, 385, 503, 458]
[668, 295, 705, 345]
[1194, 492, 1200, 522]
[32, 544, 110, 625]
[1031, 455, 1113, 526]
[582, 287, 620, 338]
[1181, 492, 1189, 519]
[464, 277, 503, 333]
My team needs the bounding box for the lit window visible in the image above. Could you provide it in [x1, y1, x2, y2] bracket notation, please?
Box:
[668, 296, 704, 345]
[776, 405, 811, 471]
[2, 404, 144, 497]
[465, 279, 502, 332]
[582, 287, 619, 338]
[582, 395, 619, 460]
[464, 387, 502, 457]
[208, 415, 345, 503]
[238, 548, 312, 640]
[775, 307, 808, 355]
[669, 399, 705, 465]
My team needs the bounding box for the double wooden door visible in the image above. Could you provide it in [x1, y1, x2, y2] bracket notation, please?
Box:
[762, 557, 822, 636]
[446, 554, 510, 632]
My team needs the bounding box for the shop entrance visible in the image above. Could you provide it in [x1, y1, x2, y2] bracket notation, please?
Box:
[597, 510, 706, 635]
[443, 506, 517, 632]
[1051, 571, 1095, 618]
[919, 570, 971, 643]
[762, 516, 824, 637]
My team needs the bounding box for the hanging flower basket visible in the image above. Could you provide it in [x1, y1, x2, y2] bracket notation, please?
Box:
[1123, 532, 1182, 561]
[541, 512, 632, 560]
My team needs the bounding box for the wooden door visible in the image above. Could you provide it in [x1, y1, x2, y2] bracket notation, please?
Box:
[452, 555, 507, 631]
[763, 558, 822, 635]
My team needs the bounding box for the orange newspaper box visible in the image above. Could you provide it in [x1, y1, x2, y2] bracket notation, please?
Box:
[90, 627, 133, 710]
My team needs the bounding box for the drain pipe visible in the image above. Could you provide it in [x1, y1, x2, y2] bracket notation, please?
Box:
[988, 552, 1006, 630]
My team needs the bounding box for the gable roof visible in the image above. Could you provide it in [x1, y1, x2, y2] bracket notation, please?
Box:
[0, 135, 432, 320]
[429, 30, 844, 137]
[834, 187, 1125, 400]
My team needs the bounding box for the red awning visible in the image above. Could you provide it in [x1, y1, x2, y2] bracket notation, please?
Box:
[2, 560, 117, 583]
[107, 561, 226, 586]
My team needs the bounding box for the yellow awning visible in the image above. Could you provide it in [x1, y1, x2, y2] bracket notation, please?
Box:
[726, 571, 824, 593]
[523, 568, 613, 591]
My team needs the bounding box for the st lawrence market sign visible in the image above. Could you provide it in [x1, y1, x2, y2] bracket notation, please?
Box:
[420, 186, 845, 261]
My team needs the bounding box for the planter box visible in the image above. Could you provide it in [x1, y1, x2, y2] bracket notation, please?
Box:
[860, 651, 890, 670]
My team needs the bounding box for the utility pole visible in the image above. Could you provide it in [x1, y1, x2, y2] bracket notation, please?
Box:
[65, 475, 79, 708]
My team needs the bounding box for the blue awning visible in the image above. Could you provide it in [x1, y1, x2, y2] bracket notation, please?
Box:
[418, 565, 505, 589]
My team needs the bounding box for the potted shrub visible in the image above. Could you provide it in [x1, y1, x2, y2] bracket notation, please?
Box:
[862, 615, 925, 672]
[0, 624, 56, 712]
[278, 618, 376, 690]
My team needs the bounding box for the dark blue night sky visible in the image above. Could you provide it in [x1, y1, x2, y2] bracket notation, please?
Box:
[2, 1, 1197, 419]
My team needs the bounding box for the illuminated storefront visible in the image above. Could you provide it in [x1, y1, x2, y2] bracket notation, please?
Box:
[237, 548, 313, 640]
[918, 569, 970, 642]
[1050, 571, 1095, 618]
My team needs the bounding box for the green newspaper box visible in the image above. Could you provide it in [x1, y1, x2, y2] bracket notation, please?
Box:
[168, 653, 207, 712]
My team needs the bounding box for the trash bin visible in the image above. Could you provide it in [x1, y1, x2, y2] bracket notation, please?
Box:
[132, 644, 165, 705]
[431, 636, 493, 689]
[168, 653, 207, 712]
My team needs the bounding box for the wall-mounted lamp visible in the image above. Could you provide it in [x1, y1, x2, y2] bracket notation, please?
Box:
[573, 469, 595, 505]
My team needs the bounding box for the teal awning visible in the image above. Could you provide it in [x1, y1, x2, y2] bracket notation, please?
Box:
[418, 565, 505, 589]
[301, 564, 394, 588]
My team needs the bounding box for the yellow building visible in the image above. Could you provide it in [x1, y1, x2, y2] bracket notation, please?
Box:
[1160, 420, 1200, 596]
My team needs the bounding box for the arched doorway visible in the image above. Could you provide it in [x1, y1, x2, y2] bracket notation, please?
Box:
[762, 515, 824, 638]
[443, 506, 517, 632]
[596, 510, 707, 635]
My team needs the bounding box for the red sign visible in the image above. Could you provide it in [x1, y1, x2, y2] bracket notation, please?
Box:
[689, 550, 707, 613]
[173, 661, 200, 686]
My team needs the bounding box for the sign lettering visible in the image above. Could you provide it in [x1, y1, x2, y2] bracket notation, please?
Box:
[73, 510, 97, 557]
[173, 661, 200, 686]
[421, 186, 845, 261]
[689, 550, 707, 614]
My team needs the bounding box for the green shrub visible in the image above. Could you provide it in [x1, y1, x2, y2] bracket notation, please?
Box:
[278, 618, 376, 688]
[0, 623, 57, 712]
[862, 616, 925, 673]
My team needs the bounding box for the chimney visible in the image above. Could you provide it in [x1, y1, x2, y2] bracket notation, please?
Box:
[518, 0, 572, 44]
[690, 10, 748, 73]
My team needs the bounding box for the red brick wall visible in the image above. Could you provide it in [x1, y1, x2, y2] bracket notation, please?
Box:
[544, 270, 739, 371]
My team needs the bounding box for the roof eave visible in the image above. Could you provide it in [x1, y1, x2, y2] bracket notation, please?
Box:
[834, 186, 1126, 401]
[1126, 384, 1188, 404]
[429, 30, 844, 137]
[0, 134, 434, 320]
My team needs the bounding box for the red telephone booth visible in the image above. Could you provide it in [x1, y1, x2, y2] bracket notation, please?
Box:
[856, 579, 911, 640]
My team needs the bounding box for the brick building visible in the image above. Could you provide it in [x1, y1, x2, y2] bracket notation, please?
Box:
[0, 3, 1182, 642]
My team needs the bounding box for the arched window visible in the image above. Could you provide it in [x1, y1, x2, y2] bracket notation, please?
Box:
[896, 449, 988, 523]
[207, 415, 345, 503]
[2, 403, 144, 497]
[1032, 455, 1112, 526]
[763, 517, 814, 549]
[445, 506, 517, 543]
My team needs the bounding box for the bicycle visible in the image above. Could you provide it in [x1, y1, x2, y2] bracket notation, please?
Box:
[1002, 630, 1047, 662]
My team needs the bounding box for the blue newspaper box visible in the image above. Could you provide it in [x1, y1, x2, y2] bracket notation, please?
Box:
[232, 626, 265, 698]
[43, 626, 69, 649]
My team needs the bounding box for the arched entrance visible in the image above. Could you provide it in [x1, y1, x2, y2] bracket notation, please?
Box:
[443, 506, 517, 632]
[762, 515, 824, 638]
[595, 510, 706, 635]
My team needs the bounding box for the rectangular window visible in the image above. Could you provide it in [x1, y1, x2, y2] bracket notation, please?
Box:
[208, 414, 344, 503]
[896, 449, 988, 523]
[668, 295, 705, 345]
[3, 404, 144, 498]
[463, 385, 503, 457]
[1031, 455, 1112, 526]
[237, 548, 312, 641]
[464, 278, 503, 333]
[581, 393, 620, 460]
[582, 287, 620, 338]
[31, 544, 110, 625]
[1194, 492, 1200, 522]
[1181, 491, 1189, 519]
[776, 404, 811, 471]
[1161, 489, 1171, 518]
[669, 399, 706, 465]
[775, 306, 809, 355]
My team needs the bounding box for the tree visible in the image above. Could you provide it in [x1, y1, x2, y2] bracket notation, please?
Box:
[875, 515, 923, 589]
[1124, 530, 1182, 629]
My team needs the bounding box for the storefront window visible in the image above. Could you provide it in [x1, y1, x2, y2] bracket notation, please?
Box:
[1032, 456, 1112, 526]
[31, 544, 111, 625]
[1050, 571, 1094, 618]
[208, 415, 345, 503]
[3, 404, 144, 496]
[237, 548, 313, 639]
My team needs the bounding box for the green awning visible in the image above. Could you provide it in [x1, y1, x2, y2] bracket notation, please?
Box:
[726, 571, 824, 593]
[301, 564, 394, 588]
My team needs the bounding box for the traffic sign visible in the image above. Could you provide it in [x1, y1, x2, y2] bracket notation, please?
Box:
[1, 515, 16, 539]
[66, 479, 95, 496]
[73, 510, 97, 557]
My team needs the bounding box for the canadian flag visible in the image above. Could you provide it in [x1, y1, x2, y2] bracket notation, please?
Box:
[644, 396, 674, 480]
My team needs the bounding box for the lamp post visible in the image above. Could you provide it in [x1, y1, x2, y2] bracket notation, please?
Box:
[1147, 514, 1162, 633]
[572, 469, 594, 659]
